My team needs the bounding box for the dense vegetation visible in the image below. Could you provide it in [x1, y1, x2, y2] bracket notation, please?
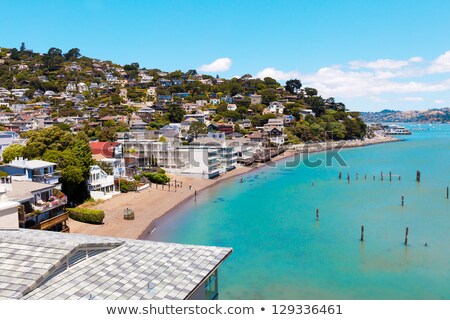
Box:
[0, 44, 367, 143]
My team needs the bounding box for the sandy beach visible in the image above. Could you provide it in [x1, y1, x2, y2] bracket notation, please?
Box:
[68, 135, 397, 240]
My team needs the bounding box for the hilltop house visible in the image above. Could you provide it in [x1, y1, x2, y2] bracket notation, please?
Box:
[264, 101, 285, 115]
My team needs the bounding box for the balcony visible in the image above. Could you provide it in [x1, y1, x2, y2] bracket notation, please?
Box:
[31, 196, 68, 214]
[89, 175, 115, 190]
[32, 172, 62, 184]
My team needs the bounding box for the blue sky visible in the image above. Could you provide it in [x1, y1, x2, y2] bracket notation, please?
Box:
[2, 0, 450, 111]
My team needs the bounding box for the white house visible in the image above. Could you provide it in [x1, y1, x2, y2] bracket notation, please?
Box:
[88, 165, 116, 200]
[264, 101, 285, 114]
[66, 82, 77, 92]
[227, 104, 237, 111]
[77, 83, 89, 93]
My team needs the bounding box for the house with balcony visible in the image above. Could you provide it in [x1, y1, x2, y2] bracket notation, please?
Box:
[190, 138, 238, 174]
[174, 145, 221, 179]
[0, 158, 60, 185]
[88, 165, 116, 200]
[0, 176, 68, 232]
[90, 141, 125, 179]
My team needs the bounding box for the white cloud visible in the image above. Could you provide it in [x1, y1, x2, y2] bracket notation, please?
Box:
[434, 99, 445, 104]
[409, 57, 424, 63]
[303, 64, 450, 99]
[349, 56, 423, 70]
[255, 67, 300, 81]
[428, 51, 450, 74]
[198, 58, 232, 72]
[402, 97, 424, 102]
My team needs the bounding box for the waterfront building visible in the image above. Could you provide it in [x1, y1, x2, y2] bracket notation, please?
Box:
[88, 165, 116, 200]
[90, 142, 125, 179]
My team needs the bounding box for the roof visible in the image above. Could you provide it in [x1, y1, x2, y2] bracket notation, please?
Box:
[90, 142, 120, 158]
[0, 229, 231, 300]
[8, 180, 55, 202]
[8, 159, 56, 170]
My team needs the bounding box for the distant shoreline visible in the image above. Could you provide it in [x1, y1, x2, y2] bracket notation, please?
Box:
[68, 134, 399, 241]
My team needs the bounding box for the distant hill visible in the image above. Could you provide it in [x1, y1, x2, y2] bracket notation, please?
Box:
[361, 108, 450, 123]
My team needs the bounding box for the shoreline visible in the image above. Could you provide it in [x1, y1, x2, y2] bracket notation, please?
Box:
[67, 135, 398, 240]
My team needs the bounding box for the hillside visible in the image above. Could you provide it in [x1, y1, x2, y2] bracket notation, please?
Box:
[0, 44, 366, 142]
[361, 108, 450, 123]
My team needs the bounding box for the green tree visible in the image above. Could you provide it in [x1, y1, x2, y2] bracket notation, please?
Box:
[20, 42, 26, 52]
[64, 48, 81, 60]
[2, 144, 26, 163]
[188, 121, 208, 138]
[260, 88, 278, 105]
[167, 105, 186, 123]
[304, 87, 318, 96]
[25, 127, 93, 204]
[264, 77, 280, 87]
[9, 48, 20, 60]
[285, 79, 302, 94]
[97, 127, 117, 142]
[44, 47, 64, 70]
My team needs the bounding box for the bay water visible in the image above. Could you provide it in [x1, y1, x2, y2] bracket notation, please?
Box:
[148, 124, 450, 299]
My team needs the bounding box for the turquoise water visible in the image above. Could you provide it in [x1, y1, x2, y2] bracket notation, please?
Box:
[148, 124, 450, 299]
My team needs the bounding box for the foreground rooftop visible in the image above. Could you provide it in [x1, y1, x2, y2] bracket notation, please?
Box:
[0, 229, 231, 300]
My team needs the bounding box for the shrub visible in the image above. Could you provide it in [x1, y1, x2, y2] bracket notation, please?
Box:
[68, 207, 105, 224]
[119, 178, 138, 193]
[142, 171, 170, 184]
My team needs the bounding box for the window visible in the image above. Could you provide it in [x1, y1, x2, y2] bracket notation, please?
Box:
[204, 270, 218, 300]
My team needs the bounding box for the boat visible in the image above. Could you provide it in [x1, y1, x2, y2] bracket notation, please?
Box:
[382, 125, 412, 135]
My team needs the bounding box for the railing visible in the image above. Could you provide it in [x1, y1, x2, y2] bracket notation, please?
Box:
[31, 212, 69, 231]
[32, 172, 62, 184]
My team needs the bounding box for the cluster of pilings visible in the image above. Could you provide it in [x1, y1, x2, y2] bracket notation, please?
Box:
[150, 179, 183, 192]
[332, 170, 448, 246]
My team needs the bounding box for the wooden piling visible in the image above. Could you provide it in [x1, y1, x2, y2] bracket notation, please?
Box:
[360, 225, 364, 242]
[347, 173, 350, 184]
[404, 227, 409, 246]
[194, 190, 197, 201]
[447, 187, 449, 199]
[356, 173, 358, 181]
[373, 175, 375, 181]
[389, 171, 392, 181]
[416, 170, 421, 182]
[364, 174, 367, 180]
[381, 171, 383, 180]
[399, 175, 401, 181]
[401, 195, 405, 206]
[312, 181, 314, 187]
[339, 172, 342, 180]
[316, 208, 319, 221]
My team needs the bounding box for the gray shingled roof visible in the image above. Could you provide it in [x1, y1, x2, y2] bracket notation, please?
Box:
[0, 230, 231, 300]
